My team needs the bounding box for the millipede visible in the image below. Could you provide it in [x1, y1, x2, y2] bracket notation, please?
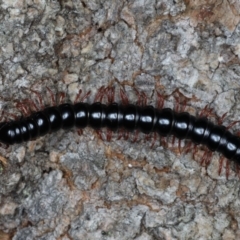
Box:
[0, 85, 239, 179]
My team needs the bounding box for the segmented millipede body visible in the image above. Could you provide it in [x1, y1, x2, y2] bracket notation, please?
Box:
[0, 102, 240, 166]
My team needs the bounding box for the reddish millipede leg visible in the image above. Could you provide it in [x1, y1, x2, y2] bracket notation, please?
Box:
[134, 88, 148, 106]
[3, 110, 19, 121]
[178, 139, 182, 154]
[106, 130, 112, 142]
[192, 145, 198, 161]
[160, 137, 167, 148]
[201, 151, 208, 166]
[16, 97, 39, 115]
[171, 89, 191, 112]
[218, 156, 224, 176]
[150, 132, 157, 149]
[94, 86, 106, 102]
[30, 89, 44, 110]
[77, 129, 83, 136]
[119, 88, 129, 105]
[74, 89, 83, 104]
[117, 129, 124, 140]
[1, 110, 8, 121]
[140, 91, 148, 106]
[156, 91, 165, 109]
[132, 130, 139, 143]
[15, 102, 29, 116]
[96, 130, 104, 141]
[226, 120, 240, 130]
[226, 159, 230, 180]
[80, 90, 91, 102]
[235, 164, 240, 178]
[200, 150, 212, 170]
[218, 112, 228, 125]
[24, 99, 39, 112]
[124, 130, 129, 140]
[183, 141, 192, 154]
[46, 87, 56, 106]
[58, 92, 66, 104]
[0, 110, 5, 122]
[199, 104, 215, 118]
[144, 133, 151, 142]
[74, 89, 91, 103]
[107, 86, 115, 103]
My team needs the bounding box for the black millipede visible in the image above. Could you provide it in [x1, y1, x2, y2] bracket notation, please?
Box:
[0, 87, 240, 178]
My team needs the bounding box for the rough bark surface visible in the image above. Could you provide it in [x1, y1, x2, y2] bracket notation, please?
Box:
[0, 0, 240, 239]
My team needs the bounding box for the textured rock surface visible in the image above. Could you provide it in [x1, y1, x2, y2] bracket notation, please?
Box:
[0, 0, 240, 239]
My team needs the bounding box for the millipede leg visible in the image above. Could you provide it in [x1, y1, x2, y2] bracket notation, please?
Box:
[16, 98, 39, 115]
[0, 110, 5, 122]
[150, 132, 157, 149]
[218, 156, 224, 176]
[80, 90, 91, 102]
[144, 133, 151, 143]
[46, 87, 56, 106]
[192, 145, 198, 161]
[74, 89, 91, 103]
[199, 104, 215, 118]
[200, 150, 212, 169]
[74, 89, 82, 103]
[15, 101, 29, 116]
[160, 136, 167, 148]
[117, 129, 124, 140]
[96, 130, 104, 141]
[24, 99, 39, 112]
[124, 131, 129, 140]
[132, 130, 139, 143]
[107, 86, 115, 103]
[183, 141, 192, 154]
[226, 120, 240, 130]
[156, 91, 165, 109]
[218, 112, 228, 125]
[134, 88, 148, 106]
[77, 129, 83, 136]
[226, 159, 230, 180]
[94, 86, 106, 102]
[119, 88, 129, 105]
[140, 92, 147, 106]
[106, 129, 112, 142]
[171, 88, 191, 112]
[178, 139, 182, 154]
[58, 92, 66, 104]
[30, 89, 44, 109]
[235, 163, 240, 178]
